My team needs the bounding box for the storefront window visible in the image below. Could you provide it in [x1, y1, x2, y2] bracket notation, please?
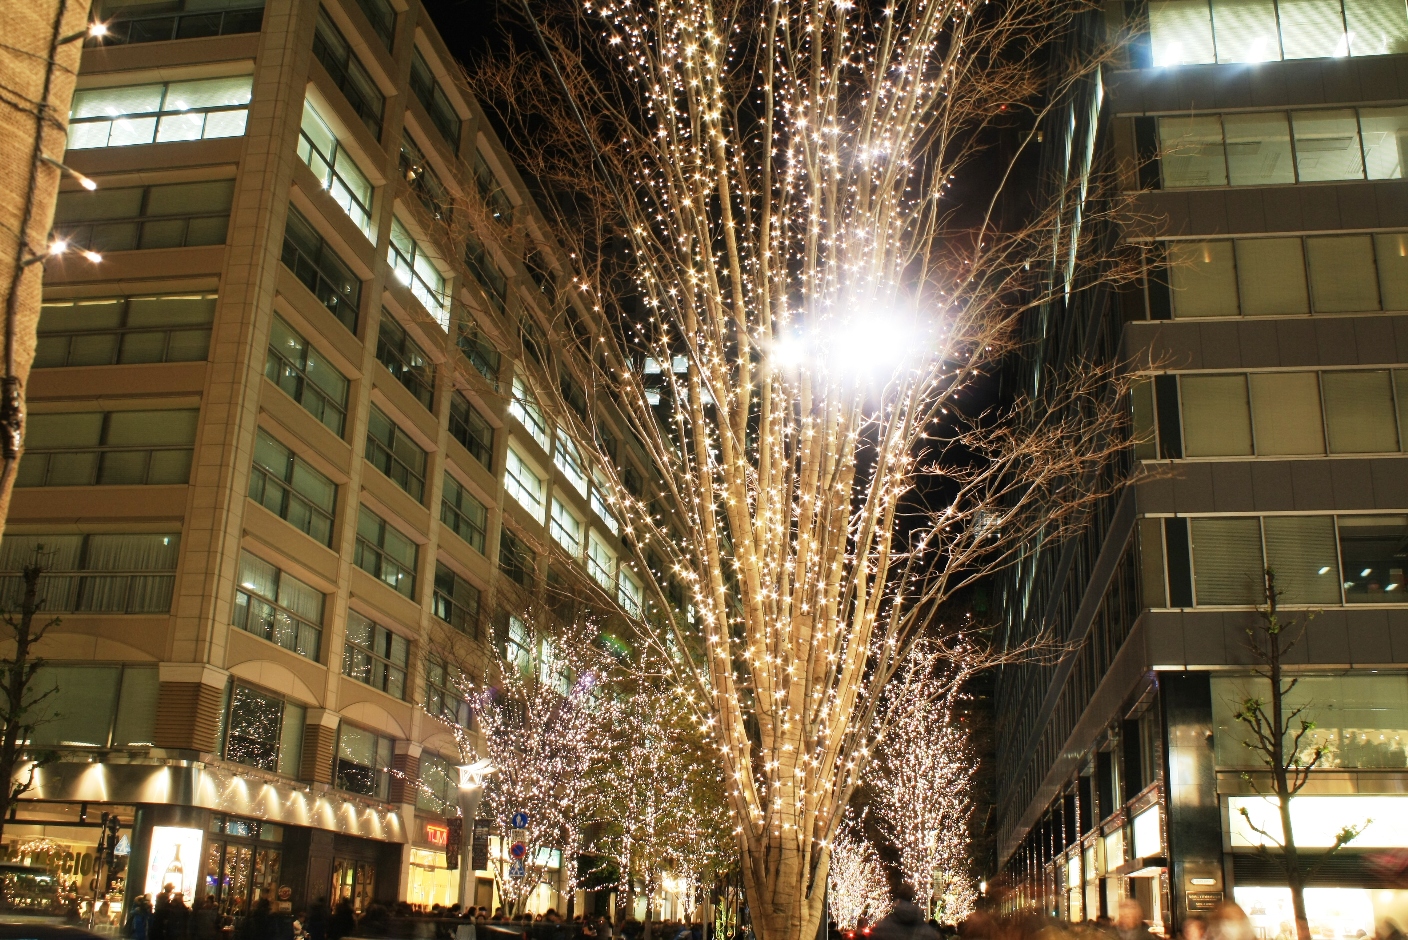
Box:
[1228, 794, 1408, 847]
[332, 857, 376, 913]
[408, 847, 459, 908]
[1212, 674, 1408, 769]
[1233, 886, 1408, 940]
[203, 815, 283, 918]
[0, 810, 135, 926]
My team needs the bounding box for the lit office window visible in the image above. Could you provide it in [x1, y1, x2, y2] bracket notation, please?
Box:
[297, 98, 374, 239]
[1149, 0, 1408, 65]
[504, 446, 544, 518]
[388, 218, 449, 328]
[68, 77, 252, 150]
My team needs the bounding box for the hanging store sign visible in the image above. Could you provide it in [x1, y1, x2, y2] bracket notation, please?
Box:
[445, 818, 462, 872]
[425, 822, 449, 847]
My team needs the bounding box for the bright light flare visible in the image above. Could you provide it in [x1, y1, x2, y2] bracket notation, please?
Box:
[767, 308, 937, 381]
[89, 21, 108, 37]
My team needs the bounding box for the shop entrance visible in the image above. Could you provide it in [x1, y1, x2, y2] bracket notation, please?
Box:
[331, 858, 375, 913]
[203, 815, 282, 917]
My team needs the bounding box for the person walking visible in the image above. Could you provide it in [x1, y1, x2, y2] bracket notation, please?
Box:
[868, 885, 940, 940]
[166, 893, 194, 940]
[328, 898, 357, 940]
[1114, 900, 1153, 940]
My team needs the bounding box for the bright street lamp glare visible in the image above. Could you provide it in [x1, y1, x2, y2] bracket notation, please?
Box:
[89, 21, 108, 37]
[48, 239, 68, 256]
[768, 309, 931, 380]
[81, 250, 103, 263]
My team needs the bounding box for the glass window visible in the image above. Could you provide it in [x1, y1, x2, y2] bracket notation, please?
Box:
[1168, 241, 1239, 318]
[498, 528, 533, 587]
[365, 405, 427, 502]
[1236, 239, 1309, 316]
[591, 470, 619, 535]
[416, 753, 458, 813]
[433, 563, 481, 637]
[399, 132, 449, 221]
[312, 6, 384, 137]
[457, 321, 501, 386]
[248, 429, 337, 546]
[472, 151, 514, 224]
[54, 181, 233, 252]
[504, 446, 544, 517]
[1398, 371, 1408, 448]
[1249, 372, 1325, 455]
[18, 408, 198, 488]
[352, 0, 395, 49]
[1307, 235, 1380, 312]
[618, 568, 643, 616]
[265, 314, 348, 436]
[1159, 115, 1227, 188]
[1359, 106, 1408, 178]
[441, 474, 487, 553]
[1262, 515, 1341, 604]
[0, 532, 179, 614]
[425, 657, 469, 728]
[1150, 0, 1217, 65]
[342, 611, 408, 699]
[1222, 112, 1295, 185]
[112, 665, 159, 746]
[449, 392, 494, 468]
[233, 551, 324, 660]
[510, 377, 550, 451]
[1377, 233, 1408, 310]
[506, 614, 532, 673]
[550, 497, 582, 555]
[87, 2, 265, 48]
[296, 98, 374, 239]
[68, 77, 252, 150]
[1346, 0, 1408, 55]
[553, 434, 588, 496]
[1322, 371, 1400, 453]
[1278, 0, 1350, 57]
[388, 218, 448, 328]
[376, 313, 434, 410]
[1211, 0, 1282, 61]
[1180, 374, 1253, 456]
[1212, 674, 1408, 768]
[408, 48, 462, 149]
[281, 207, 360, 332]
[587, 531, 616, 591]
[463, 235, 508, 314]
[335, 724, 393, 799]
[355, 506, 418, 598]
[1191, 517, 1265, 605]
[36, 293, 215, 368]
[1292, 110, 1366, 181]
[225, 683, 304, 778]
[28, 665, 121, 747]
[1338, 515, 1408, 603]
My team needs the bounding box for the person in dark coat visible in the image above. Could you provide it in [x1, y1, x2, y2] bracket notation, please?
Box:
[151, 890, 173, 940]
[130, 895, 153, 940]
[166, 893, 194, 940]
[868, 885, 939, 940]
[194, 896, 221, 940]
[305, 897, 330, 940]
[328, 898, 357, 940]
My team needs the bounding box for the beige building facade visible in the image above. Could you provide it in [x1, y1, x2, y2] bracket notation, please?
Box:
[2, 0, 645, 922]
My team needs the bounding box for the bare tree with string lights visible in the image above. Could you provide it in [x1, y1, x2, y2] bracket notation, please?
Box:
[872, 640, 980, 925]
[827, 811, 891, 932]
[452, 0, 1138, 934]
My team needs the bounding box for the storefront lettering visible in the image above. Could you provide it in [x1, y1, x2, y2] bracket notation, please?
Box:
[425, 823, 448, 847]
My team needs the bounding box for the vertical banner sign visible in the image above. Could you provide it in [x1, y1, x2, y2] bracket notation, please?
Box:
[445, 817, 463, 872]
[471, 819, 491, 872]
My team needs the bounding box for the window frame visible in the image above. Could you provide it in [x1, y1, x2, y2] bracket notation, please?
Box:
[342, 610, 409, 699]
[67, 76, 253, 151]
[233, 550, 325, 661]
[354, 506, 419, 598]
[364, 405, 428, 503]
[249, 428, 338, 546]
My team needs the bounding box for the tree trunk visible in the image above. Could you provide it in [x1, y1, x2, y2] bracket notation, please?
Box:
[740, 836, 828, 940]
[1264, 575, 1311, 940]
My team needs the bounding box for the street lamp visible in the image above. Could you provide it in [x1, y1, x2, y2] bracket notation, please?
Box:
[455, 759, 494, 910]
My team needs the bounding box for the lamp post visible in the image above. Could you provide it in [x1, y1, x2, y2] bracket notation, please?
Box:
[456, 760, 493, 912]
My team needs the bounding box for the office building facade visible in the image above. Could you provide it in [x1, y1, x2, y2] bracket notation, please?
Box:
[993, 3, 1408, 934]
[2, 0, 654, 922]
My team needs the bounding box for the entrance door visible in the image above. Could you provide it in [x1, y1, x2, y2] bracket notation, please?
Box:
[331, 858, 375, 913]
[204, 842, 282, 917]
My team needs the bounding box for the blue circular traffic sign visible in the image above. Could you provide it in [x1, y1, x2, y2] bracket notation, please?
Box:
[510, 811, 529, 828]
